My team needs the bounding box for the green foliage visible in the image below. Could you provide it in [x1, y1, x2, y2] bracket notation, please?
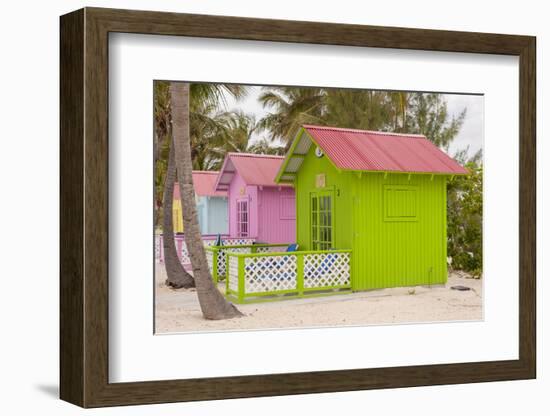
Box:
[406, 93, 466, 149]
[154, 81, 253, 225]
[256, 86, 326, 144]
[257, 88, 466, 149]
[447, 162, 483, 276]
[323, 89, 392, 132]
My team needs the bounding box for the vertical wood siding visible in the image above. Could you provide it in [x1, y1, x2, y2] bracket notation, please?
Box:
[295, 144, 448, 290]
[227, 172, 296, 242]
[257, 187, 296, 243]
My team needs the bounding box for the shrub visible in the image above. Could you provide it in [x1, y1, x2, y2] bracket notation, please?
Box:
[447, 162, 483, 275]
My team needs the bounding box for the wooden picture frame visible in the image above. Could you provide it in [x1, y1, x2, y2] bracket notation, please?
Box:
[60, 7, 536, 408]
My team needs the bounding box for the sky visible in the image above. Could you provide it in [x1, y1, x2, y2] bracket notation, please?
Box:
[223, 86, 484, 160]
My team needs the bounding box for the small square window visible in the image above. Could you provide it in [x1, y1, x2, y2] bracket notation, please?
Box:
[384, 185, 418, 222]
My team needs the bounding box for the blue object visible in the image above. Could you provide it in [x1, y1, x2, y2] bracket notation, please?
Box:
[286, 243, 299, 252]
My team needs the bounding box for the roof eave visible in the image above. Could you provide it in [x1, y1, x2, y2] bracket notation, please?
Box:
[274, 128, 306, 184]
[213, 155, 232, 191]
[339, 167, 470, 176]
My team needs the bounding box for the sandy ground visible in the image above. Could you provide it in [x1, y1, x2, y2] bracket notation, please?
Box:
[155, 264, 482, 333]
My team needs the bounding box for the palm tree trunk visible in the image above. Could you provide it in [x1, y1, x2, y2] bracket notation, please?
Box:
[163, 139, 195, 289]
[170, 82, 242, 319]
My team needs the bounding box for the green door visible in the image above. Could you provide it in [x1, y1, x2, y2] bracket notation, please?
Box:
[310, 190, 334, 250]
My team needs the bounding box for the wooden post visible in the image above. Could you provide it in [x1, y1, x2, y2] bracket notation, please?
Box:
[297, 253, 304, 297]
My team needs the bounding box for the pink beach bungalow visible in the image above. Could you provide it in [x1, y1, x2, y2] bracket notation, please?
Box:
[214, 153, 296, 243]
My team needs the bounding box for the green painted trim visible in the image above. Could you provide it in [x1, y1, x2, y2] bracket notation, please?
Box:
[275, 128, 305, 183]
[296, 255, 304, 296]
[245, 288, 301, 297]
[309, 187, 336, 250]
[226, 249, 352, 258]
[225, 254, 229, 293]
[212, 250, 218, 283]
[227, 288, 353, 304]
[303, 284, 351, 291]
[233, 278, 351, 296]
[383, 185, 419, 222]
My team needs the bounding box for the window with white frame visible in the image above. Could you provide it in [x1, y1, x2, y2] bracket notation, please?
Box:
[236, 199, 249, 237]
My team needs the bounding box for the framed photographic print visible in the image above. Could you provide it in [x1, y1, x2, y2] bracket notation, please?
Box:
[60, 7, 536, 408]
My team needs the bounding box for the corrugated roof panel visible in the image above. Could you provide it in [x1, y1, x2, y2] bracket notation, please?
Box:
[217, 153, 292, 188]
[173, 171, 227, 200]
[301, 125, 468, 175]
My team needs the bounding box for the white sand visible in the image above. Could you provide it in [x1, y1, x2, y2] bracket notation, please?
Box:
[155, 264, 482, 333]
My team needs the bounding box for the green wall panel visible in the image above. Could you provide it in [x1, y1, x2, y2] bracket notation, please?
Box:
[295, 141, 448, 291]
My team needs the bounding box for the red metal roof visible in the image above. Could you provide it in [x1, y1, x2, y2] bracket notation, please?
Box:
[300, 125, 469, 175]
[173, 171, 227, 200]
[215, 153, 291, 190]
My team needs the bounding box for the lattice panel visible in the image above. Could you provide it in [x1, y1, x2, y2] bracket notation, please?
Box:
[179, 244, 191, 265]
[156, 234, 256, 269]
[244, 255, 297, 293]
[304, 252, 351, 288]
[228, 255, 240, 293]
[155, 235, 163, 263]
[206, 250, 214, 275]
[216, 250, 227, 276]
[214, 247, 252, 276]
[223, 238, 255, 246]
[255, 245, 289, 253]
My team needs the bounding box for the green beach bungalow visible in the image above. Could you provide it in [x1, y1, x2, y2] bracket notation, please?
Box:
[274, 125, 469, 291]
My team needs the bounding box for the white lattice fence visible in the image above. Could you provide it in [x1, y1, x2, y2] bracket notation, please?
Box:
[255, 245, 289, 253]
[228, 255, 240, 293]
[244, 255, 297, 293]
[181, 238, 255, 265]
[154, 235, 163, 263]
[304, 252, 351, 288]
[179, 241, 191, 264]
[223, 239, 254, 246]
[206, 250, 214, 275]
[155, 235, 254, 265]
[216, 247, 253, 276]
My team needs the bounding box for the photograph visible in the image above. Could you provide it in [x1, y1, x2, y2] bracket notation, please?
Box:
[50, 3, 539, 410]
[153, 81, 484, 334]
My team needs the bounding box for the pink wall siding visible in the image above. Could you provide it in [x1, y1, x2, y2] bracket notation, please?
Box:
[227, 171, 296, 243]
[257, 186, 296, 243]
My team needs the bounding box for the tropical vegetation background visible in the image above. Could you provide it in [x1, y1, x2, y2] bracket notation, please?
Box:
[155, 81, 483, 277]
